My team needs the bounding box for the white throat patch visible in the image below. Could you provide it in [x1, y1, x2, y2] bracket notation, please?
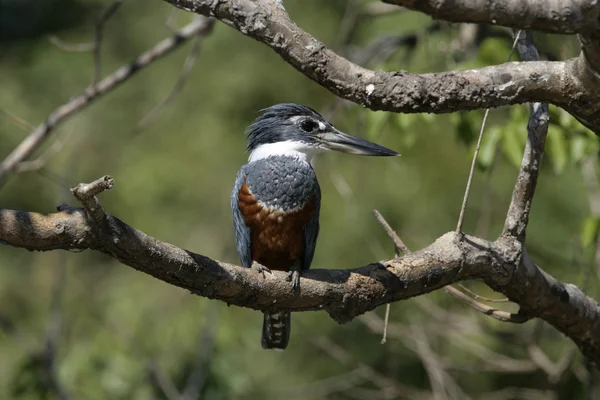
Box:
[248, 141, 321, 164]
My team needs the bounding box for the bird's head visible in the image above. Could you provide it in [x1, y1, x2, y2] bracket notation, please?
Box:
[245, 103, 399, 163]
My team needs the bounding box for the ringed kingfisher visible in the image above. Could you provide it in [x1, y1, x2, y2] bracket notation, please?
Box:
[231, 103, 398, 350]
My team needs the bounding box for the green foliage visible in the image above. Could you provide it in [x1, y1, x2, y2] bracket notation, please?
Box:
[0, 0, 597, 398]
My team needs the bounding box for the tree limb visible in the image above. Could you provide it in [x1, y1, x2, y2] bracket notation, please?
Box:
[161, 0, 600, 135]
[0, 177, 599, 365]
[382, 0, 600, 34]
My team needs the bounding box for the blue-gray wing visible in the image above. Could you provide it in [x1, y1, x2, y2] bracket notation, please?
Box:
[302, 185, 321, 271]
[231, 167, 252, 269]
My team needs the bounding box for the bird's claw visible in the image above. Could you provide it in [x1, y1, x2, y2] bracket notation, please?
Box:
[252, 262, 271, 278]
[288, 270, 301, 293]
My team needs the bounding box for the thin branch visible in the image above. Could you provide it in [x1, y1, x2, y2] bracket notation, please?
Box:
[1, 177, 599, 365]
[0, 17, 215, 188]
[0, 109, 35, 132]
[372, 209, 408, 255]
[13, 127, 75, 174]
[455, 283, 509, 303]
[456, 31, 521, 234]
[373, 209, 529, 324]
[443, 286, 530, 323]
[132, 17, 214, 134]
[371, 209, 404, 344]
[70, 175, 114, 223]
[456, 109, 490, 233]
[502, 31, 549, 241]
[93, 0, 124, 86]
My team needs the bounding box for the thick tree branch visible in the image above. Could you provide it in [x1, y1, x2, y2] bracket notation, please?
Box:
[0, 17, 214, 188]
[382, 0, 600, 34]
[1, 177, 599, 365]
[161, 0, 600, 135]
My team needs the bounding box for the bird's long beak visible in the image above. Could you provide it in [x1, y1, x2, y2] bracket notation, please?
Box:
[318, 130, 399, 156]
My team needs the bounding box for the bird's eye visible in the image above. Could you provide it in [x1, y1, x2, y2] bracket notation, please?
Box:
[300, 119, 318, 132]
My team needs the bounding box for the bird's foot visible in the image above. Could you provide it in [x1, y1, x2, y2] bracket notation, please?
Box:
[287, 270, 301, 293]
[251, 262, 271, 278]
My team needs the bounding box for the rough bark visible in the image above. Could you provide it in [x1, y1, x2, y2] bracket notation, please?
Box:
[0, 178, 598, 364]
[162, 0, 600, 135]
[383, 0, 600, 34]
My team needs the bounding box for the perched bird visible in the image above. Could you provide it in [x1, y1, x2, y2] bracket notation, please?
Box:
[231, 104, 398, 350]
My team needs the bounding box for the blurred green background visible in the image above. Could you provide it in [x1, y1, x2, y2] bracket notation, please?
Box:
[0, 0, 599, 399]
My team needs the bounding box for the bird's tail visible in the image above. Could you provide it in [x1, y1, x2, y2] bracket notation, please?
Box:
[261, 311, 291, 350]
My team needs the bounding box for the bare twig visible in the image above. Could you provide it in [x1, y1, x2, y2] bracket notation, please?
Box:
[456, 31, 521, 234]
[93, 0, 124, 86]
[443, 286, 530, 323]
[456, 109, 490, 233]
[70, 175, 114, 222]
[0, 109, 35, 132]
[455, 283, 509, 303]
[372, 209, 409, 255]
[373, 209, 530, 325]
[13, 127, 75, 174]
[372, 209, 406, 344]
[133, 17, 214, 134]
[0, 17, 214, 188]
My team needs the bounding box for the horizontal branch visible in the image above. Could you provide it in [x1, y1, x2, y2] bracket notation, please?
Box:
[161, 0, 600, 135]
[382, 0, 600, 34]
[1, 177, 599, 365]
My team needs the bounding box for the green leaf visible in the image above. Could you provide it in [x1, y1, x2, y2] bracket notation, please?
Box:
[581, 216, 600, 248]
[546, 124, 568, 174]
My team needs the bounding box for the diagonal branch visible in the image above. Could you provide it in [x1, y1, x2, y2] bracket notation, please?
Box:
[502, 31, 549, 241]
[161, 0, 600, 135]
[0, 177, 599, 365]
[0, 16, 214, 188]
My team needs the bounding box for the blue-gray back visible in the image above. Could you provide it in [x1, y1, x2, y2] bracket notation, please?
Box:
[230, 156, 321, 270]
